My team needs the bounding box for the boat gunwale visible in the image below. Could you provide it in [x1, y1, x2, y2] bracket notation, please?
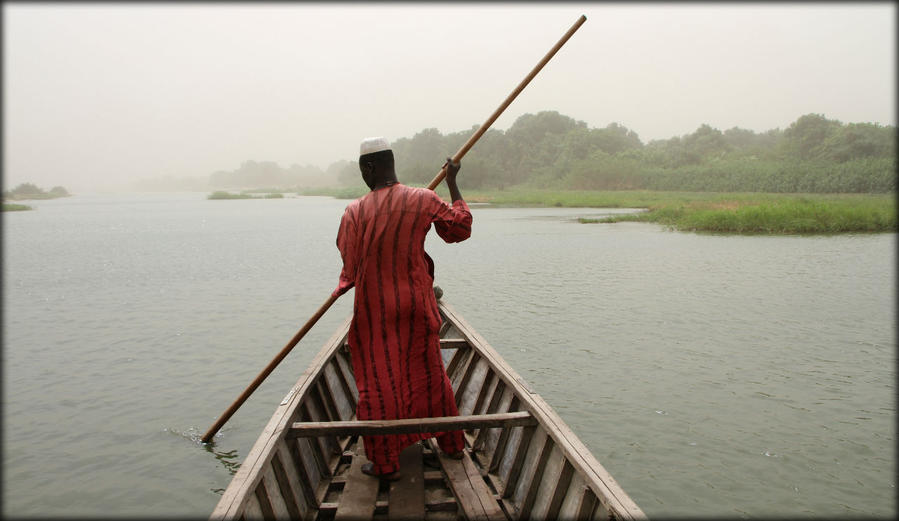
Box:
[438, 301, 646, 520]
[210, 301, 646, 520]
[211, 315, 353, 520]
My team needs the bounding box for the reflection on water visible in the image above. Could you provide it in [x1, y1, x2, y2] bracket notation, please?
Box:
[2, 194, 895, 518]
[166, 426, 242, 493]
[206, 447, 242, 481]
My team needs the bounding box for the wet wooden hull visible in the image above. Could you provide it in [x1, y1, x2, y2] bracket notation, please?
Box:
[211, 300, 646, 520]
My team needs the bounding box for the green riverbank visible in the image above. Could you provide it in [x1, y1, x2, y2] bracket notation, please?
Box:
[472, 190, 897, 234]
[303, 187, 896, 234]
[207, 191, 284, 200]
[2, 203, 33, 212]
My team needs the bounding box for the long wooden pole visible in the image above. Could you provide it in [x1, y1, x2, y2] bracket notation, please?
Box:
[428, 14, 587, 190]
[201, 295, 337, 443]
[200, 15, 586, 444]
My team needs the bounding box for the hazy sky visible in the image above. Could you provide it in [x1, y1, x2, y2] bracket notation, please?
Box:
[3, 2, 896, 192]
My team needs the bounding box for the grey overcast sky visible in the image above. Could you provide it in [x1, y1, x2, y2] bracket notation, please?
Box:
[3, 2, 896, 192]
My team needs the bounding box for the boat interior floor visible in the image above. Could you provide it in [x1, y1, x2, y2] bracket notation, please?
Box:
[319, 436, 507, 521]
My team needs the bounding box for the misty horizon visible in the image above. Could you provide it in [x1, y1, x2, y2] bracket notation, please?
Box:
[4, 3, 895, 193]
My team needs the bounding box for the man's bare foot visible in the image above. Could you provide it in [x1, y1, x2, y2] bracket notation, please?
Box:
[447, 450, 465, 460]
[361, 462, 401, 481]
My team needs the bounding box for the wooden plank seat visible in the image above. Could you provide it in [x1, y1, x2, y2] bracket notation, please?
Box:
[288, 411, 536, 439]
[439, 338, 470, 350]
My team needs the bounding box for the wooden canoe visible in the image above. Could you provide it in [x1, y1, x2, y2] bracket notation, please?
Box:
[211, 299, 646, 520]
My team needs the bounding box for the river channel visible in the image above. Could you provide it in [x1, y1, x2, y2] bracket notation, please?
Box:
[2, 192, 895, 518]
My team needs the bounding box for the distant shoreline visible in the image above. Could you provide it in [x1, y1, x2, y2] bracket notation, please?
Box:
[302, 187, 897, 235]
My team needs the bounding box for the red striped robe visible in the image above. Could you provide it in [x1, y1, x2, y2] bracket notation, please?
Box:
[332, 183, 472, 473]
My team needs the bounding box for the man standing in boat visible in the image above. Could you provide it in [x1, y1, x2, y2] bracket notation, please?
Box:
[332, 137, 471, 479]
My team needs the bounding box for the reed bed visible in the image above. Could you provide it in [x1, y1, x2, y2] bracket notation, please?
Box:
[301, 187, 896, 235]
[2, 203, 33, 211]
[462, 189, 897, 234]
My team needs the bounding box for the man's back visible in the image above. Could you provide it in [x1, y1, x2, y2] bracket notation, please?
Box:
[331, 138, 471, 478]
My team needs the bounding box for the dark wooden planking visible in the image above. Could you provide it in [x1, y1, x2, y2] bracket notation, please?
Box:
[515, 430, 554, 520]
[241, 492, 265, 520]
[577, 489, 598, 521]
[546, 461, 576, 520]
[470, 370, 498, 420]
[461, 453, 507, 521]
[445, 343, 471, 382]
[323, 362, 354, 420]
[479, 386, 514, 461]
[527, 445, 570, 520]
[211, 316, 352, 520]
[214, 301, 645, 520]
[334, 444, 380, 521]
[428, 440, 505, 521]
[270, 447, 302, 520]
[292, 437, 323, 508]
[439, 302, 646, 520]
[333, 349, 359, 405]
[457, 358, 490, 415]
[451, 347, 478, 395]
[312, 380, 343, 456]
[500, 425, 536, 499]
[488, 395, 521, 474]
[253, 479, 276, 520]
[289, 411, 536, 438]
[285, 438, 318, 512]
[438, 318, 454, 338]
[261, 466, 292, 520]
[439, 338, 470, 350]
[472, 379, 505, 452]
[298, 403, 330, 479]
[387, 443, 426, 520]
[556, 474, 589, 521]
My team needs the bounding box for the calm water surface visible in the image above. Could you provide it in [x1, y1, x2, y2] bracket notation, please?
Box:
[2, 193, 895, 518]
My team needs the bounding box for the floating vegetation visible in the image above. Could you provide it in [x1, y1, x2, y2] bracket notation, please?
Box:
[207, 191, 254, 200]
[207, 191, 286, 200]
[518, 191, 897, 235]
[2, 203, 33, 211]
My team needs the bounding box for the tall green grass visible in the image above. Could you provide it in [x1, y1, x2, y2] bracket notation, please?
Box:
[467, 189, 897, 234]
[207, 191, 254, 200]
[291, 187, 896, 234]
[668, 199, 896, 234]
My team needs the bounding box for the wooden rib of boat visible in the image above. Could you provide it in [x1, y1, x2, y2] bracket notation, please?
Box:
[211, 299, 646, 520]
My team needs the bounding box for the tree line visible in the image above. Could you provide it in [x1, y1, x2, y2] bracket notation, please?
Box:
[201, 111, 895, 193]
[3, 183, 70, 200]
[383, 112, 895, 193]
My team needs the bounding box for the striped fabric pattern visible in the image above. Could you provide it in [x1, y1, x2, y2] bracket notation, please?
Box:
[333, 183, 472, 473]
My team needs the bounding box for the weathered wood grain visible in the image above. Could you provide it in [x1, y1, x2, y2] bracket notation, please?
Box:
[334, 444, 379, 521]
[439, 302, 646, 520]
[261, 466, 291, 520]
[213, 301, 645, 521]
[210, 316, 352, 521]
[288, 411, 536, 438]
[387, 443, 426, 520]
[429, 439, 505, 521]
[270, 445, 303, 519]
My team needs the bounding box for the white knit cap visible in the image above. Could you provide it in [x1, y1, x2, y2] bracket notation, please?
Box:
[360, 136, 391, 155]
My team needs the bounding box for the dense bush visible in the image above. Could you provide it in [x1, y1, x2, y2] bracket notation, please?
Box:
[383, 111, 895, 193]
[213, 111, 896, 194]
